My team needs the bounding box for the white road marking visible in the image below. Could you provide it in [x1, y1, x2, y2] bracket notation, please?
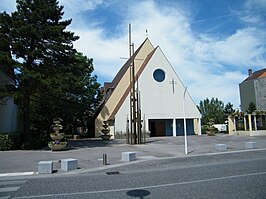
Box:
[0, 172, 34, 177]
[0, 179, 27, 199]
[13, 171, 266, 198]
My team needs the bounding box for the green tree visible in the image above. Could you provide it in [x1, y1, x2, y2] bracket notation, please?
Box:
[247, 102, 256, 114]
[197, 97, 225, 125]
[29, 52, 102, 136]
[224, 102, 235, 115]
[0, 0, 102, 143]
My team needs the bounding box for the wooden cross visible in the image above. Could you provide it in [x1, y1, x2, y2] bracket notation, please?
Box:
[169, 78, 177, 93]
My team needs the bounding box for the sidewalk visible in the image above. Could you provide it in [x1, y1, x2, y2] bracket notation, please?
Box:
[1, 134, 266, 176]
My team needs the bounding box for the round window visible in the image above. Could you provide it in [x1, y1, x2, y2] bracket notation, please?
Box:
[153, 69, 165, 82]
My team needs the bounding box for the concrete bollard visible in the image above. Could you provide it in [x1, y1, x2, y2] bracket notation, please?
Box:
[245, 141, 256, 149]
[38, 161, 53, 174]
[215, 144, 227, 152]
[122, 152, 136, 161]
[61, 159, 78, 171]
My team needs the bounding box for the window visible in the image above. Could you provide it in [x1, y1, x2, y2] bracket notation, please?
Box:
[153, 69, 165, 82]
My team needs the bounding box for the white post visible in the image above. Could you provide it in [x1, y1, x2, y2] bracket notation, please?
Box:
[254, 115, 257, 131]
[248, 114, 252, 132]
[198, 118, 202, 135]
[183, 87, 188, 155]
[173, 118, 176, 137]
[244, 116, 247, 131]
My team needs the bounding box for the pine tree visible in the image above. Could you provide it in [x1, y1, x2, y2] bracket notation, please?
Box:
[0, 0, 102, 143]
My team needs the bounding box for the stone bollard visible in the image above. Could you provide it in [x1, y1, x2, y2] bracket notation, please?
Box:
[38, 161, 53, 174]
[61, 159, 78, 171]
[245, 141, 256, 149]
[215, 144, 227, 152]
[122, 152, 136, 161]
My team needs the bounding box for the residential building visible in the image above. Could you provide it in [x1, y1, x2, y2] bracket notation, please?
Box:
[239, 68, 266, 112]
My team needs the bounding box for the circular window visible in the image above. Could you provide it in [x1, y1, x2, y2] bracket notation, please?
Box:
[153, 69, 165, 82]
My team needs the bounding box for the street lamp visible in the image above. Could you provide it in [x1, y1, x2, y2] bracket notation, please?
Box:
[183, 87, 188, 154]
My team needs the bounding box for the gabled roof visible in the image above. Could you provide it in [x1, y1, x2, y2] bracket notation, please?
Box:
[108, 47, 157, 120]
[102, 38, 154, 103]
[97, 38, 155, 121]
[109, 38, 152, 90]
[242, 68, 266, 82]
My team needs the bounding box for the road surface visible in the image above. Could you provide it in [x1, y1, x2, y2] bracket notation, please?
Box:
[1, 150, 266, 199]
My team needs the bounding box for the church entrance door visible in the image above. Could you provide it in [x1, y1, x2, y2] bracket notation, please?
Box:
[149, 119, 173, 137]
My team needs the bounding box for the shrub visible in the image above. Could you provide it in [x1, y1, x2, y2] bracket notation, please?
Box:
[7, 133, 22, 149]
[21, 138, 40, 150]
[0, 134, 14, 151]
[21, 132, 49, 150]
[201, 125, 208, 134]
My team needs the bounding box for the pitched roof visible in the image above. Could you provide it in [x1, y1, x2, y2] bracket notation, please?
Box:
[108, 47, 157, 120]
[102, 38, 154, 103]
[96, 38, 155, 121]
[242, 68, 266, 82]
[110, 38, 151, 89]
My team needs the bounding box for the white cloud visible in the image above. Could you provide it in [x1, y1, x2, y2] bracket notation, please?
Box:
[211, 28, 266, 67]
[245, 0, 266, 9]
[1, 0, 265, 108]
[73, 28, 128, 78]
[237, 0, 266, 25]
[59, 0, 104, 13]
[66, 0, 266, 108]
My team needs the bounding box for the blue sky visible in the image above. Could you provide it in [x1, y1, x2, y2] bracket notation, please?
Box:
[1, 0, 266, 109]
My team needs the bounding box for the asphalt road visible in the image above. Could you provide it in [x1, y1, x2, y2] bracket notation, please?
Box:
[3, 150, 266, 199]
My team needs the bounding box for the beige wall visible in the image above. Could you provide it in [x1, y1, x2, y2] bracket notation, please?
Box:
[228, 116, 235, 135]
[193, 118, 201, 135]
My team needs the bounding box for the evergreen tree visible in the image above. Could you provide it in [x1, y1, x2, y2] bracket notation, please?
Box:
[0, 0, 102, 143]
[224, 102, 235, 115]
[247, 102, 256, 113]
[197, 97, 225, 125]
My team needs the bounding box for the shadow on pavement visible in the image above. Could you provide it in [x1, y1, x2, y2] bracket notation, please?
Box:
[66, 139, 126, 150]
[127, 189, 151, 199]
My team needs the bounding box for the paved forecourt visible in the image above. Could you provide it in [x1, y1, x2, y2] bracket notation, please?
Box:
[1, 134, 266, 176]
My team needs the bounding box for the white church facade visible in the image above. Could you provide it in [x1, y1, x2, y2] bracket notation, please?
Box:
[95, 38, 202, 138]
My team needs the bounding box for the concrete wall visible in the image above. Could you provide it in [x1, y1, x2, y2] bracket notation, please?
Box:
[0, 97, 20, 132]
[239, 80, 256, 112]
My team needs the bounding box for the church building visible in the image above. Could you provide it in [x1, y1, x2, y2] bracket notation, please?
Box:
[95, 38, 201, 138]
